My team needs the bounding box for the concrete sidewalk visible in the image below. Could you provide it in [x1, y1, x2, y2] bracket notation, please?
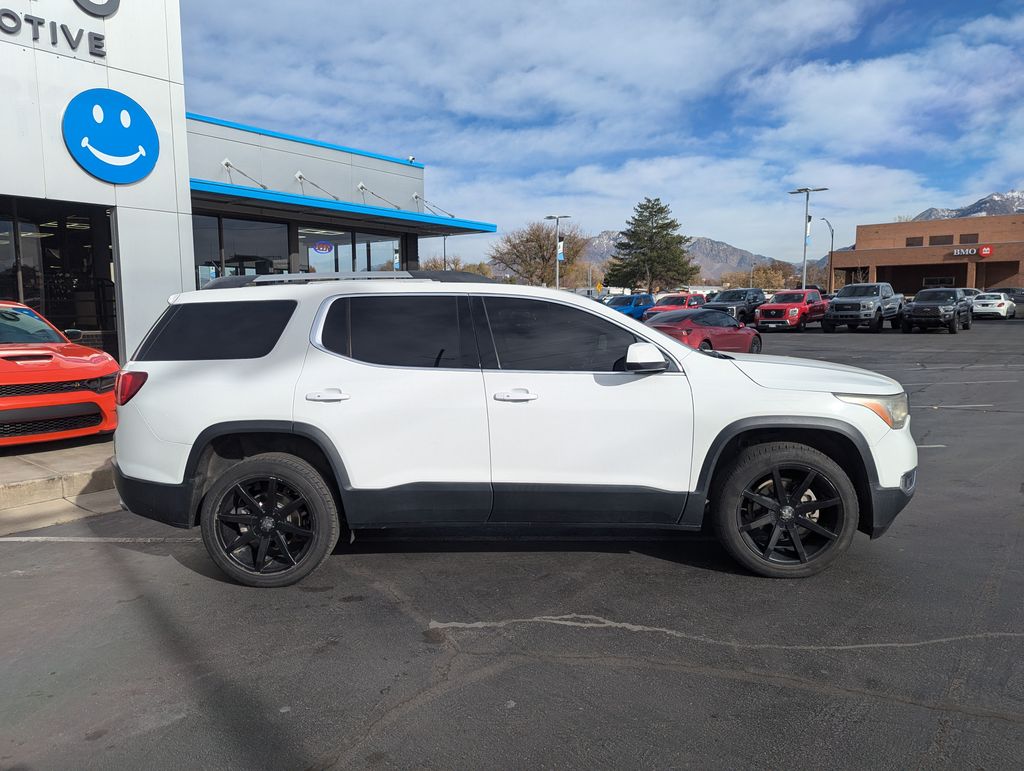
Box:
[0, 436, 119, 534]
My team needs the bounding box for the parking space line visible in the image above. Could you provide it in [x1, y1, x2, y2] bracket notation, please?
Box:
[916, 445, 947, 449]
[902, 380, 1018, 386]
[0, 536, 201, 543]
[911, 404, 993, 409]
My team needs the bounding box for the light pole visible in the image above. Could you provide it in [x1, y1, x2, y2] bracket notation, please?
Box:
[788, 187, 828, 288]
[442, 235, 448, 271]
[544, 214, 571, 289]
[820, 217, 835, 294]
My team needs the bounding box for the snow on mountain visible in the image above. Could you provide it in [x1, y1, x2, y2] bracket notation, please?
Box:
[913, 191, 1024, 221]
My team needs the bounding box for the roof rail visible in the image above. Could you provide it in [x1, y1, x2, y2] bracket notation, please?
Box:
[200, 270, 494, 290]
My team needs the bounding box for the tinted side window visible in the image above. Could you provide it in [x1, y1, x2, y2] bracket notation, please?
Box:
[321, 295, 477, 369]
[484, 297, 636, 372]
[136, 300, 296, 361]
[808, 292, 821, 303]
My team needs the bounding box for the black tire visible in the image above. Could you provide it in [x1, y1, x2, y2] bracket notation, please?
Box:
[869, 312, 883, 333]
[795, 317, 806, 332]
[948, 316, 958, 334]
[711, 442, 859, 578]
[749, 335, 762, 353]
[890, 311, 902, 329]
[963, 312, 972, 330]
[901, 320, 913, 333]
[699, 340, 713, 351]
[822, 320, 835, 333]
[200, 452, 341, 588]
[847, 323, 859, 331]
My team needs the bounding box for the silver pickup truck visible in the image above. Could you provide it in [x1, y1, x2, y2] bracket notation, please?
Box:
[823, 282, 904, 333]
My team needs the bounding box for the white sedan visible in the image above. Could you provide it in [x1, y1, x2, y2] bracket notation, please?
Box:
[971, 293, 1017, 319]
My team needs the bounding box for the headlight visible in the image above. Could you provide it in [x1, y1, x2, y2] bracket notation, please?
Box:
[788, 308, 799, 316]
[835, 392, 909, 429]
[728, 306, 736, 315]
[862, 300, 876, 309]
[940, 305, 954, 312]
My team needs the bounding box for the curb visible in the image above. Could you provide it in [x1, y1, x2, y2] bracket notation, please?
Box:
[0, 459, 114, 511]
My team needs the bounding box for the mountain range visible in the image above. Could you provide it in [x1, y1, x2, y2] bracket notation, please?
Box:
[583, 191, 1022, 280]
[583, 231, 773, 280]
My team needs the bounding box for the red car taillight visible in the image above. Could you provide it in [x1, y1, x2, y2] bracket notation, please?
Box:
[115, 371, 148, 406]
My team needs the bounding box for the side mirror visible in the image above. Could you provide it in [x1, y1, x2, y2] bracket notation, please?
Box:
[64, 329, 84, 342]
[625, 342, 668, 373]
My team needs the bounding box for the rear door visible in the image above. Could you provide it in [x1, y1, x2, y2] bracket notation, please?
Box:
[476, 295, 692, 524]
[806, 291, 825, 320]
[294, 293, 491, 526]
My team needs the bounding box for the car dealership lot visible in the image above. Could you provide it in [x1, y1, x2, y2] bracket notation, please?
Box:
[2, 320, 1023, 769]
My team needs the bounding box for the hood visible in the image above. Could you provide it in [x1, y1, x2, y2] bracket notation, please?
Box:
[0, 343, 118, 381]
[757, 302, 802, 311]
[703, 301, 737, 310]
[907, 299, 953, 308]
[728, 353, 903, 395]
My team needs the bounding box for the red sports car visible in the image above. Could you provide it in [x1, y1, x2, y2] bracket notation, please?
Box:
[641, 293, 706, 322]
[0, 302, 118, 446]
[645, 308, 763, 353]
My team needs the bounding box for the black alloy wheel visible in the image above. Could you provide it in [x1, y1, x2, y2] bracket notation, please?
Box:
[749, 335, 763, 353]
[712, 442, 858, 578]
[200, 453, 340, 587]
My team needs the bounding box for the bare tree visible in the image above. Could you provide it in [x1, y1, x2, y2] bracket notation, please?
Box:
[487, 222, 588, 286]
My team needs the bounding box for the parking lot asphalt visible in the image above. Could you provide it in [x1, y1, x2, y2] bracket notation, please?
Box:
[2, 318, 1023, 769]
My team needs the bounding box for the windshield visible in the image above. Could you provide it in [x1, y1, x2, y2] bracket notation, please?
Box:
[914, 289, 955, 302]
[836, 285, 879, 297]
[656, 295, 687, 306]
[715, 290, 747, 301]
[0, 307, 64, 344]
[976, 294, 1003, 301]
[608, 296, 633, 307]
[772, 292, 806, 303]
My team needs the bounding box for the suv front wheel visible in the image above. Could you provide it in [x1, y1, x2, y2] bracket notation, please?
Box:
[712, 442, 859, 578]
[200, 452, 341, 587]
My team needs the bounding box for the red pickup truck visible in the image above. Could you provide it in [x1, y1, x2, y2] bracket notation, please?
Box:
[754, 289, 828, 332]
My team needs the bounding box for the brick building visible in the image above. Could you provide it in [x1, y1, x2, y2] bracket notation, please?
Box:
[833, 213, 1024, 293]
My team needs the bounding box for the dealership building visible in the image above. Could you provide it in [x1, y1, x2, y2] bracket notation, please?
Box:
[834, 214, 1024, 294]
[1, 0, 495, 360]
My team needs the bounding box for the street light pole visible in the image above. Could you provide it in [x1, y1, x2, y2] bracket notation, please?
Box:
[788, 187, 828, 288]
[544, 214, 571, 289]
[820, 217, 835, 294]
[442, 235, 447, 271]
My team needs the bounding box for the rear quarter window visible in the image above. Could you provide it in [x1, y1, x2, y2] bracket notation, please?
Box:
[135, 300, 297, 361]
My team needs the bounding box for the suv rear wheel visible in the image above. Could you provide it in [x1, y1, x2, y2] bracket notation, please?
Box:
[200, 452, 340, 588]
[711, 442, 858, 578]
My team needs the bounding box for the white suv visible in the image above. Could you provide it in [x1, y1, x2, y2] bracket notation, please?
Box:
[113, 272, 917, 587]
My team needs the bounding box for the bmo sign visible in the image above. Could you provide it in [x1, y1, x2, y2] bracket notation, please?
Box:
[953, 245, 994, 258]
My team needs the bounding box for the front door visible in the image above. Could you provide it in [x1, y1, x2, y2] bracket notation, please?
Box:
[294, 293, 491, 526]
[477, 295, 693, 524]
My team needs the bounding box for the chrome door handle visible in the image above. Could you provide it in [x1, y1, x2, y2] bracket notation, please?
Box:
[493, 389, 538, 403]
[305, 388, 350, 402]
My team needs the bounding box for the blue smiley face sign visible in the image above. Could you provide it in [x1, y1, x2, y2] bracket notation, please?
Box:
[62, 89, 160, 184]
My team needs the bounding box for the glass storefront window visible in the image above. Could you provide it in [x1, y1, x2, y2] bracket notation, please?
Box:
[193, 215, 220, 288]
[355, 233, 401, 272]
[0, 196, 116, 356]
[222, 218, 289, 277]
[297, 227, 353, 273]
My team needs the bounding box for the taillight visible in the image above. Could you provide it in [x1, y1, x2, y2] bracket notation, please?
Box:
[997, 302, 1006, 307]
[115, 371, 148, 406]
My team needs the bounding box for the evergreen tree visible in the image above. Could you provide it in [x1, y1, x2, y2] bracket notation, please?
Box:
[605, 197, 698, 292]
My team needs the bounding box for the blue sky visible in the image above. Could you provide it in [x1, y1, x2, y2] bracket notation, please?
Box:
[179, 0, 1024, 263]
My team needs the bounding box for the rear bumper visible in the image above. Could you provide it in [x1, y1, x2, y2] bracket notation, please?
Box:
[113, 460, 196, 529]
[865, 468, 916, 538]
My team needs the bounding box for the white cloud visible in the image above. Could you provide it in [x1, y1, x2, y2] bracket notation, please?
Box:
[179, 2, 1024, 264]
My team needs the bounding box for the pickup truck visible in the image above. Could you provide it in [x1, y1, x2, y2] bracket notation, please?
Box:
[703, 288, 766, 324]
[823, 283, 904, 333]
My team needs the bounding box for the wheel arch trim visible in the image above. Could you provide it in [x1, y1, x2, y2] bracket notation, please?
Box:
[678, 416, 878, 528]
